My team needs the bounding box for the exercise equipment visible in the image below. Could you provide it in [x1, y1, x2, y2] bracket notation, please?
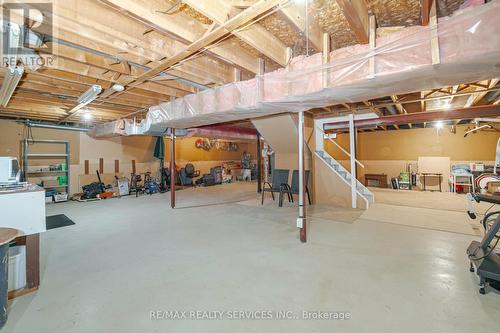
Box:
[465, 193, 500, 294]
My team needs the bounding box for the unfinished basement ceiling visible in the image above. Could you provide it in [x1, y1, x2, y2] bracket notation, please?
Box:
[0, 0, 495, 126]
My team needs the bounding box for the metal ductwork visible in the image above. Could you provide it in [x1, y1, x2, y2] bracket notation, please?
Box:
[385, 105, 398, 115]
[25, 120, 90, 132]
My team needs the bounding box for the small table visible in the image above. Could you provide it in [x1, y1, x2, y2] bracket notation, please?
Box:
[364, 174, 388, 188]
[421, 173, 443, 192]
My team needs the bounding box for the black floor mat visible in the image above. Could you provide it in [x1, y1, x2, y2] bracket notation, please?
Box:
[46, 214, 75, 230]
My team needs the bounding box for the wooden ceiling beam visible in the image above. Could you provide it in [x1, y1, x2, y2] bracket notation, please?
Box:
[38, 43, 196, 94]
[102, 0, 286, 101]
[183, 0, 289, 66]
[336, 0, 369, 44]
[390, 95, 407, 114]
[465, 79, 499, 107]
[37, 55, 186, 98]
[11, 1, 232, 85]
[99, 0, 261, 73]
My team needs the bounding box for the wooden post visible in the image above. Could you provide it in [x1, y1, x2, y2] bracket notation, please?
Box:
[257, 133, 262, 193]
[114, 160, 120, 174]
[170, 129, 176, 209]
[322, 33, 330, 88]
[99, 158, 104, 174]
[429, 0, 440, 65]
[285, 47, 293, 95]
[84, 160, 89, 175]
[368, 15, 376, 79]
[257, 58, 265, 101]
[132, 160, 136, 174]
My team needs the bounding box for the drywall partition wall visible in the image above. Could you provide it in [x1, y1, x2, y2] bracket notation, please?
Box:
[0, 121, 257, 194]
[131, 2, 500, 130]
[314, 155, 368, 209]
[251, 113, 312, 171]
[325, 126, 500, 188]
[326, 126, 500, 162]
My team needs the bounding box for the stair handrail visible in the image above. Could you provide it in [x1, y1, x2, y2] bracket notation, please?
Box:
[316, 126, 365, 169]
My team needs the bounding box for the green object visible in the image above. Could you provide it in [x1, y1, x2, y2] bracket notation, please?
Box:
[61, 163, 67, 171]
[153, 136, 165, 160]
[399, 172, 410, 182]
[57, 176, 68, 186]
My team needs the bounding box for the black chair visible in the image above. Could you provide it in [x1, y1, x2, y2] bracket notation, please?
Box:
[279, 170, 312, 207]
[261, 169, 290, 205]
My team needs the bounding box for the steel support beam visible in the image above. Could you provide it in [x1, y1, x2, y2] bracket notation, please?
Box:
[298, 111, 307, 243]
[325, 105, 500, 130]
[257, 133, 262, 193]
[349, 114, 357, 209]
[170, 129, 176, 208]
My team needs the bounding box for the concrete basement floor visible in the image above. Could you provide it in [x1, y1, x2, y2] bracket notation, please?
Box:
[4, 183, 500, 333]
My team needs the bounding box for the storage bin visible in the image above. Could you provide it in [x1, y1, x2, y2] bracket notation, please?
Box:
[8, 246, 26, 292]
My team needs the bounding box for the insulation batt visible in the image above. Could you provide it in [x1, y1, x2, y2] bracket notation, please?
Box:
[90, 1, 500, 137]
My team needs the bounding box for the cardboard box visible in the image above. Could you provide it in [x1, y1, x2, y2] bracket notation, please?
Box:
[54, 193, 69, 202]
[487, 181, 500, 194]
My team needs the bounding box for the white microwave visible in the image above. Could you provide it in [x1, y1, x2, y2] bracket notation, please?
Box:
[0, 156, 21, 184]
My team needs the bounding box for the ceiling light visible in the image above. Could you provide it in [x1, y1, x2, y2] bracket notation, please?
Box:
[435, 121, 444, 129]
[82, 112, 93, 121]
[0, 66, 24, 107]
[78, 85, 102, 105]
[112, 84, 125, 92]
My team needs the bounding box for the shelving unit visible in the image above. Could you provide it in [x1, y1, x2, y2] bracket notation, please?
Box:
[22, 139, 70, 196]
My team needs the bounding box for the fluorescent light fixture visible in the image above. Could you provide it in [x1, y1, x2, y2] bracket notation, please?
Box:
[435, 121, 444, 129]
[112, 83, 125, 92]
[78, 85, 102, 105]
[0, 66, 24, 107]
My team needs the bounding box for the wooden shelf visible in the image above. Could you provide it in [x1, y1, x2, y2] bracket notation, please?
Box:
[26, 154, 68, 157]
[27, 170, 68, 174]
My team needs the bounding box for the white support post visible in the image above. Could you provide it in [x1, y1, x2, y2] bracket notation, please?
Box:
[349, 114, 357, 209]
[298, 111, 307, 243]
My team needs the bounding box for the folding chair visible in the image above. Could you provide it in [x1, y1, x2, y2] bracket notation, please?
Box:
[261, 169, 290, 205]
[279, 170, 312, 207]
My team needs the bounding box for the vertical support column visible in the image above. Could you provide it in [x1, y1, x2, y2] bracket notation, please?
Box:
[257, 58, 265, 102]
[170, 129, 176, 209]
[233, 67, 241, 82]
[429, 0, 440, 65]
[256, 133, 262, 193]
[22, 139, 28, 182]
[349, 114, 357, 209]
[298, 111, 307, 243]
[99, 158, 104, 174]
[368, 15, 376, 79]
[322, 33, 330, 88]
[285, 47, 293, 96]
